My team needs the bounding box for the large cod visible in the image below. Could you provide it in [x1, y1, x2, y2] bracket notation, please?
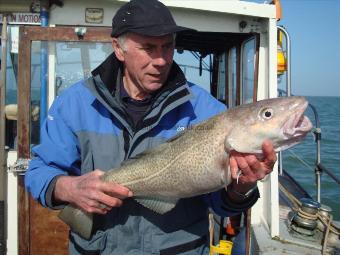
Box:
[59, 96, 313, 239]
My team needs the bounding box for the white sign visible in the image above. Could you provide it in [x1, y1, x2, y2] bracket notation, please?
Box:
[85, 8, 104, 24]
[0, 13, 41, 25]
[10, 26, 19, 54]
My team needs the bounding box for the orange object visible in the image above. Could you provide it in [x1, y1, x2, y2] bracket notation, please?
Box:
[271, 0, 282, 21]
[226, 223, 237, 236]
[226, 214, 241, 237]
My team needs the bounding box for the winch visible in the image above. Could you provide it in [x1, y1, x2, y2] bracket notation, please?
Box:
[291, 198, 320, 236]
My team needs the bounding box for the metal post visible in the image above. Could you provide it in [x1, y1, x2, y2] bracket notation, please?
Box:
[315, 127, 321, 202]
[277, 26, 291, 97]
[308, 103, 322, 203]
[39, 7, 49, 139]
[277, 26, 291, 176]
[0, 15, 8, 255]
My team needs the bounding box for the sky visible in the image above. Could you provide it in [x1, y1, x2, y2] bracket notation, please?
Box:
[277, 0, 340, 97]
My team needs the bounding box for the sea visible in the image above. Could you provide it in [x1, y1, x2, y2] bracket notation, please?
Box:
[282, 96, 340, 221]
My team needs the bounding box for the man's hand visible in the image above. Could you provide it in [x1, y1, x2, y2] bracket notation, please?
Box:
[54, 169, 133, 214]
[227, 140, 277, 200]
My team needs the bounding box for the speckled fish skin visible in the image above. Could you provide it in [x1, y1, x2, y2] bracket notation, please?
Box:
[102, 113, 231, 200]
[58, 96, 313, 239]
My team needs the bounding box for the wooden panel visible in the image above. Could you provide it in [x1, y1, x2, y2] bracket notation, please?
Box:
[17, 26, 32, 255]
[30, 199, 69, 255]
[18, 177, 30, 255]
[17, 25, 112, 255]
[17, 27, 31, 158]
[21, 26, 112, 42]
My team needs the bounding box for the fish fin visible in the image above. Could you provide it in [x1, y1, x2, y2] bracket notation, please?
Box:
[135, 197, 178, 214]
[58, 204, 93, 240]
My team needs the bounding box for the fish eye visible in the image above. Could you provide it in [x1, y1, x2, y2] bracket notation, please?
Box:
[260, 108, 274, 120]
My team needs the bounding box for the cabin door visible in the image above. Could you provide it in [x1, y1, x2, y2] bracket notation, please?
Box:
[17, 26, 112, 255]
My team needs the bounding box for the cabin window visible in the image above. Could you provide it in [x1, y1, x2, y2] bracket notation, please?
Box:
[174, 50, 212, 93]
[241, 37, 256, 104]
[30, 41, 43, 145]
[174, 31, 259, 106]
[54, 42, 112, 96]
[29, 40, 112, 145]
[3, 26, 19, 149]
[228, 47, 238, 107]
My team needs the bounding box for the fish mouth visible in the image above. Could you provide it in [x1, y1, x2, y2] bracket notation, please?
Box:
[283, 101, 313, 139]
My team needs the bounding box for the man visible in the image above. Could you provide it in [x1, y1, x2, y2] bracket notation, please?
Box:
[25, 0, 276, 254]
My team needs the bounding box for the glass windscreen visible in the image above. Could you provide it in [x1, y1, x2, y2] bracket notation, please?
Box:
[4, 26, 19, 149]
[241, 38, 256, 104]
[229, 47, 238, 107]
[30, 41, 112, 145]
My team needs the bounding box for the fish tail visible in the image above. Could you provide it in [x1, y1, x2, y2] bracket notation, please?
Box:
[58, 204, 93, 240]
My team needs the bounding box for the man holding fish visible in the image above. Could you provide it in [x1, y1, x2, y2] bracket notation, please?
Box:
[25, 0, 282, 254]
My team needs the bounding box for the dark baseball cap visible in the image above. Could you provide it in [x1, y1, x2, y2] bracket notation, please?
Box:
[111, 0, 194, 37]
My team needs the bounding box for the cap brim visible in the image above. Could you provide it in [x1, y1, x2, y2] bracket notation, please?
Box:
[127, 25, 195, 37]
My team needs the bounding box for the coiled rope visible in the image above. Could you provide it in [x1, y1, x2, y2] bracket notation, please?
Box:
[279, 183, 340, 254]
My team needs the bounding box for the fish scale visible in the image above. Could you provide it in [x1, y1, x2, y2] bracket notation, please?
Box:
[103, 119, 228, 198]
[58, 96, 313, 239]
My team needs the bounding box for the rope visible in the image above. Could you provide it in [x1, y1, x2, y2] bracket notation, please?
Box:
[279, 183, 340, 237]
[297, 208, 318, 221]
[318, 214, 340, 235]
[279, 183, 301, 209]
[322, 215, 332, 255]
[287, 150, 314, 172]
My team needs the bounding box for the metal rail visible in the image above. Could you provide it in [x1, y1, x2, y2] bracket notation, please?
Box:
[0, 15, 8, 255]
[277, 26, 291, 176]
[308, 103, 340, 202]
[277, 26, 291, 97]
[276, 26, 339, 204]
[279, 101, 340, 202]
[308, 103, 322, 202]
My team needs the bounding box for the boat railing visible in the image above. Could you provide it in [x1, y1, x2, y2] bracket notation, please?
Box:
[277, 26, 291, 97]
[278, 97, 340, 203]
[308, 103, 340, 202]
[277, 25, 339, 203]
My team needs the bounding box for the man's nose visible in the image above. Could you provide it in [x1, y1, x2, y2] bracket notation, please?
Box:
[153, 56, 167, 67]
[152, 49, 170, 67]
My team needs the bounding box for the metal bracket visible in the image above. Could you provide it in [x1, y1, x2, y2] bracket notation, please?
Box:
[74, 27, 87, 38]
[7, 158, 30, 175]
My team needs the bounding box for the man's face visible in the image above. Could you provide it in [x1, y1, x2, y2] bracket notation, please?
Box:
[114, 33, 175, 99]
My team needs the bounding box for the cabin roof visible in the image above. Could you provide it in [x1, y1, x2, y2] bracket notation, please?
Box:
[176, 31, 254, 54]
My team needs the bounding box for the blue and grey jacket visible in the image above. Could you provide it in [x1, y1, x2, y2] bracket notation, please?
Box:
[25, 54, 259, 255]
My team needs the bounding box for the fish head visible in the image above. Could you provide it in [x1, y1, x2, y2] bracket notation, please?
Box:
[224, 96, 313, 154]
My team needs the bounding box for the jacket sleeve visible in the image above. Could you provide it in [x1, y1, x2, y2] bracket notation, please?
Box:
[25, 95, 81, 207]
[204, 188, 260, 217]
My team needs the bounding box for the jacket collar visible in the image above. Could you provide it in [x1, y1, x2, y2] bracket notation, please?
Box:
[91, 52, 122, 94]
[91, 53, 187, 97]
[88, 53, 193, 140]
